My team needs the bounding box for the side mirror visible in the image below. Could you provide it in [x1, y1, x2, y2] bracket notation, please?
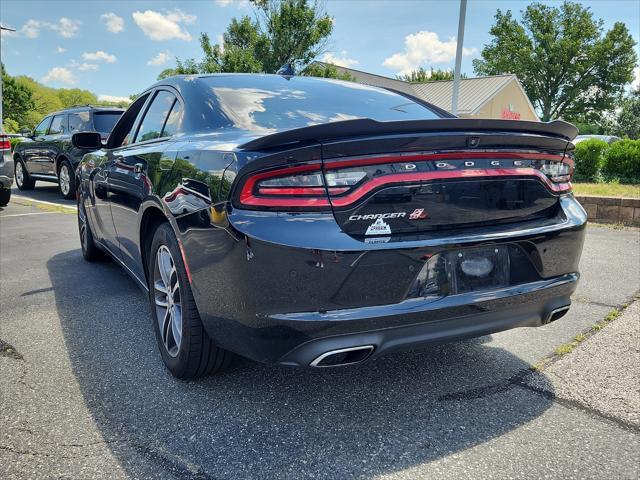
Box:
[20, 128, 32, 137]
[72, 132, 103, 150]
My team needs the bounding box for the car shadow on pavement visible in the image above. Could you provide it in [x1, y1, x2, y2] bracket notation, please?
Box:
[48, 249, 554, 479]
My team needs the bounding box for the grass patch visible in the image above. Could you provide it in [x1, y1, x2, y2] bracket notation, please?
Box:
[534, 307, 624, 370]
[11, 197, 75, 215]
[573, 182, 640, 198]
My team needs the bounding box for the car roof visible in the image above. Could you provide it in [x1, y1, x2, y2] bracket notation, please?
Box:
[47, 106, 126, 116]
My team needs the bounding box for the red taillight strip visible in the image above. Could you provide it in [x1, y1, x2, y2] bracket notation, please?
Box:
[329, 168, 570, 208]
[323, 152, 565, 170]
[239, 163, 322, 205]
[257, 186, 349, 196]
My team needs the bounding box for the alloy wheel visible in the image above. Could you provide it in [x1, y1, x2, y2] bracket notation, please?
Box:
[153, 245, 182, 357]
[78, 203, 88, 252]
[59, 165, 70, 195]
[15, 162, 24, 187]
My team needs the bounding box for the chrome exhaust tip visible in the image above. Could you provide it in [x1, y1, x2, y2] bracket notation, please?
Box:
[546, 305, 570, 324]
[310, 345, 375, 368]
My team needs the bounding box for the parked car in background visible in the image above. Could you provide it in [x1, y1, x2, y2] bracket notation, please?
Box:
[13, 106, 124, 199]
[74, 74, 586, 379]
[0, 127, 13, 206]
[573, 135, 621, 145]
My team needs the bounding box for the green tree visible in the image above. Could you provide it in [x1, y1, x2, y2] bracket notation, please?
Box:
[1, 64, 35, 130]
[57, 88, 98, 108]
[159, 0, 337, 79]
[611, 89, 640, 139]
[302, 62, 354, 80]
[473, 1, 637, 121]
[397, 67, 465, 83]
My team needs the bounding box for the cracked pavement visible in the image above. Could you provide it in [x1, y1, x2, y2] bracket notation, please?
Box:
[1, 188, 639, 479]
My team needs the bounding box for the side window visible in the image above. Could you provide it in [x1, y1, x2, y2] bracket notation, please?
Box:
[108, 94, 150, 148]
[69, 111, 91, 133]
[48, 115, 65, 135]
[161, 100, 182, 137]
[134, 91, 177, 143]
[34, 117, 52, 137]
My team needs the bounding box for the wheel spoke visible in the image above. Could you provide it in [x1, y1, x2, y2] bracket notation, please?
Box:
[161, 307, 172, 349]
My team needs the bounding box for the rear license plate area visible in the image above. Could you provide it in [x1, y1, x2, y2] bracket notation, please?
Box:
[408, 245, 511, 298]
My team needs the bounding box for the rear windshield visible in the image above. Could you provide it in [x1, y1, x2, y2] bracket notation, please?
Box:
[201, 75, 441, 134]
[92, 111, 123, 133]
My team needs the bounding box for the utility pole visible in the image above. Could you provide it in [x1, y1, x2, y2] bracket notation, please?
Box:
[451, 0, 467, 116]
[0, 25, 17, 130]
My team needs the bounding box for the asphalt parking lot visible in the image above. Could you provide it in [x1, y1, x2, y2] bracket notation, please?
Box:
[1, 186, 639, 479]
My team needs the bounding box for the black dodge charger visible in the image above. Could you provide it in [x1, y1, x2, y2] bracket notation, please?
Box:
[74, 74, 587, 378]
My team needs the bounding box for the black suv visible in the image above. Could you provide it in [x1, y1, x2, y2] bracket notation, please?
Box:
[13, 106, 124, 199]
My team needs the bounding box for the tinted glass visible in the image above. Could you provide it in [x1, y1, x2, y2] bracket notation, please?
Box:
[68, 111, 91, 133]
[135, 91, 176, 143]
[49, 115, 65, 135]
[34, 117, 52, 137]
[161, 99, 182, 137]
[93, 112, 123, 133]
[202, 75, 440, 134]
[117, 94, 150, 147]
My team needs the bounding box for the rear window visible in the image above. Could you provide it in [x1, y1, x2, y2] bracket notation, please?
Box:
[92, 111, 123, 133]
[202, 75, 441, 134]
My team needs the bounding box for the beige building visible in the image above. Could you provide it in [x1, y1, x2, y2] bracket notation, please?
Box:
[316, 62, 539, 122]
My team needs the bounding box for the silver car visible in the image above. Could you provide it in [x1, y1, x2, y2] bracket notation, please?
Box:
[0, 127, 13, 206]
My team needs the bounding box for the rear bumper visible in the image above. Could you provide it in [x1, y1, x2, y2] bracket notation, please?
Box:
[177, 195, 587, 365]
[0, 152, 13, 189]
[276, 273, 577, 367]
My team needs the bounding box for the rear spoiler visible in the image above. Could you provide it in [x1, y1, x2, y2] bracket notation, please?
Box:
[239, 118, 578, 151]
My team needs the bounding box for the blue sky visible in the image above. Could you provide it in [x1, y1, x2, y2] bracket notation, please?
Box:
[1, 0, 638, 102]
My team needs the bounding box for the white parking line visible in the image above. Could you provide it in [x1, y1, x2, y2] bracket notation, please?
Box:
[0, 212, 59, 218]
[11, 195, 77, 211]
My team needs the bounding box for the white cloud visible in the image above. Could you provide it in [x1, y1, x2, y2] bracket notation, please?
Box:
[132, 9, 195, 41]
[78, 63, 98, 71]
[83, 51, 117, 63]
[215, 0, 233, 6]
[21, 19, 41, 38]
[56, 47, 66, 53]
[50, 17, 81, 38]
[42, 67, 76, 85]
[147, 51, 171, 66]
[101, 13, 124, 33]
[14, 18, 80, 39]
[321, 51, 358, 68]
[632, 66, 640, 91]
[97, 94, 132, 104]
[383, 30, 477, 75]
[217, 34, 224, 53]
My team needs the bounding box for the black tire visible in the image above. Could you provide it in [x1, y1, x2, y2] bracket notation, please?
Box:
[77, 198, 102, 261]
[0, 189, 10, 207]
[148, 223, 232, 379]
[58, 159, 76, 200]
[14, 158, 35, 190]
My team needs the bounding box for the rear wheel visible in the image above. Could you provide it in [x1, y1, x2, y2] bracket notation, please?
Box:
[0, 189, 10, 206]
[14, 159, 35, 190]
[149, 223, 232, 378]
[77, 198, 102, 261]
[58, 160, 76, 199]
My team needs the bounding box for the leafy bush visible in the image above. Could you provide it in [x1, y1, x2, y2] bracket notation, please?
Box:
[9, 137, 24, 151]
[601, 140, 640, 183]
[573, 139, 609, 181]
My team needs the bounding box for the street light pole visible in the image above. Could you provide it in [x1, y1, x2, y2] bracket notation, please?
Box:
[451, 0, 467, 116]
[0, 25, 17, 130]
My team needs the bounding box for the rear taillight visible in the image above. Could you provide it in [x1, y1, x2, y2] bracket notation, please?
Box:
[238, 164, 332, 209]
[236, 151, 572, 211]
[0, 136, 10, 151]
